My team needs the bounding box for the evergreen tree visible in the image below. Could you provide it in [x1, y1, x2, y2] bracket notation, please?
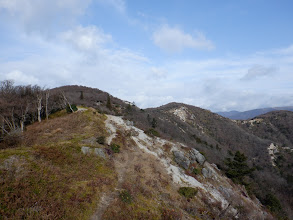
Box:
[151, 118, 157, 128]
[80, 91, 84, 100]
[147, 114, 151, 123]
[225, 151, 255, 185]
[106, 94, 112, 110]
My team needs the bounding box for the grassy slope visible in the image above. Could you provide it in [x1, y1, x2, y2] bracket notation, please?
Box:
[0, 108, 117, 219]
[0, 107, 272, 220]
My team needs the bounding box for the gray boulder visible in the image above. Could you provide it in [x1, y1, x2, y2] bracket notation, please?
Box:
[94, 148, 106, 159]
[189, 148, 205, 165]
[81, 146, 92, 154]
[173, 151, 190, 169]
[202, 167, 214, 178]
[126, 120, 134, 126]
[81, 146, 107, 159]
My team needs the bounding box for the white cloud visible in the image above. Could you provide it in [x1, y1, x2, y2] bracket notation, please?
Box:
[4, 70, 39, 85]
[0, 0, 92, 33]
[96, 0, 126, 13]
[242, 65, 278, 81]
[274, 44, 293, 55]
[1, 7, 293, 113]
[2, 40, 293, 112]
[149, 67, 168, 79]
[60, 26, 112, 51]
[152, 25, 214, 53]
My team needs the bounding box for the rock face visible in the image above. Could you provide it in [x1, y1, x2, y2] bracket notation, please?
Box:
[202, 167, 214, 178]
[173, 151, 190, 169]
[81, 146, 106, 159]
[94, 148, 106, 159]
[81, 146, 91, 154]
[189, 148, 205, 165]
[126, 120, 134, 126]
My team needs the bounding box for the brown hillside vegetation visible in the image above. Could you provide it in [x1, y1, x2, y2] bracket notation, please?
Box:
[0, 108, 273, 219]
[1, 84, 292, 219]
[0, 109, 116, 219]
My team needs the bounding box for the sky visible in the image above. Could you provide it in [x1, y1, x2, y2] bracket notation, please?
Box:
[0, 0, 293, 112]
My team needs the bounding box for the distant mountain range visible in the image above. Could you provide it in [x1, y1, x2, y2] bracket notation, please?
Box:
[217, 106, 293, 120]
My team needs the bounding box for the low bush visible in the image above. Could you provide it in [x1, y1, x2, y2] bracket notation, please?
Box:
[96, 136, 105, 145]
[111, 144, 120, 153]
[192, 168, 200, 175]
[263, 193, 282, 213]
[119, 190, 132, 204]
[178, 187, 198, 199]
[145, 128, 160, 137]
[66, 104, 78, 113]
[161, 208, 182, 220]
[0, 131, 22, 149]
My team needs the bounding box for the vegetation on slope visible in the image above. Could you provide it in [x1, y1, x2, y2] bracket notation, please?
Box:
[0, 108, 117, 219]
[1, 83, 291, 219]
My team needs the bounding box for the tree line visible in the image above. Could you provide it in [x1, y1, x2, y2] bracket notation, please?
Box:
[0, 80, 74, 144]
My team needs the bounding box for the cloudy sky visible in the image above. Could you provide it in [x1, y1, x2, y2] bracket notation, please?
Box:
[1, 0, 293, 111]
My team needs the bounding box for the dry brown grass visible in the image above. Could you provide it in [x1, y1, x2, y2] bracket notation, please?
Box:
[23, 109, 107, 147]
[0, 109, 117, 219]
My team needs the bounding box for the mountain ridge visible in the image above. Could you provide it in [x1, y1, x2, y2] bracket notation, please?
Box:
[1, 83, 292, 219]
[217, 106, 293, 120]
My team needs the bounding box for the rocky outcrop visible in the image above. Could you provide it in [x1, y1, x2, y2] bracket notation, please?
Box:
[81, 146, 106, 159]
[81, 146, 91, 154]
[94, 148, 106, 159]
[173, 148, 206, 169]
[202, 167, 214, 178]
[173, 151, 190, 169]
[189, 148, 205, 165]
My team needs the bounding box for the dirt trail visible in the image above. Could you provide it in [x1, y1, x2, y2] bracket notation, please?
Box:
[90, 115, 142, 220]
[90, 149, 142, 220]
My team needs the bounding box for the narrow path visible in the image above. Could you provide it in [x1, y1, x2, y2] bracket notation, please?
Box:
[90, 152, 134, 220]
[90, 116, 131, 220]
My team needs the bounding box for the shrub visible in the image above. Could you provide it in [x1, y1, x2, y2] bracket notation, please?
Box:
[151, 118, 157, 128]
[66, 104, 78, 113]
[0, 131, 22, 149]
[161, 208, 182, 220]
[111, 144, 120, 153]
[192, 168, 200, 175]
[224, 151, 255, 185]
[263, 193, 282, 213]
[106, 95, 112, 110]
[145, 128, 160, 137]
[96, 136, 105, 145]
[119, 190, 132, 204]
[178, 187, 198, 199]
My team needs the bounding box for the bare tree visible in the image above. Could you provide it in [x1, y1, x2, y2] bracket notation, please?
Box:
[0, 116, 4, 138]
[0, 80, 46, 138]
[20, 105, 29, 132]
[61, 91, 74, 112]
[36, 93, 42, 122]
[45, 90, 50, 120]
[0, 80, 18, 134]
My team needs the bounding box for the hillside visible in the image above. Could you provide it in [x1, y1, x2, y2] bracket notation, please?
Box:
[1, 84, 292, 219]
[0, 108, 272, 219]
[123, 102, 293, 218]
[238, 111, 293, 191]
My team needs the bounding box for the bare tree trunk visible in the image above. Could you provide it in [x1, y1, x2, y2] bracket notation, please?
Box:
[20, 105, 29, 132]
[37, 94, 42, 122]
[1, 116, 4, 138]
[1, 115, 16, 134]
[20, 121, 24, 132]
[11, 108, 16, 131]
[45, 91, 50, 120]
[61, 92, 74, 112]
